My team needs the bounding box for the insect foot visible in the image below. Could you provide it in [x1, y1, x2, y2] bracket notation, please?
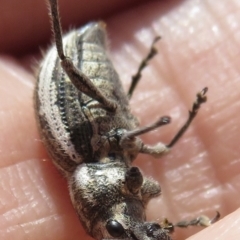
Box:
[34, 0, 219, 239]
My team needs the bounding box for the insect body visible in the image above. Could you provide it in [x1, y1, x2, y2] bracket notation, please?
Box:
[34, 0, 219, 239]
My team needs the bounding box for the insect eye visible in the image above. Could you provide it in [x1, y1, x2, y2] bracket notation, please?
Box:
[106, 220, 125, 237]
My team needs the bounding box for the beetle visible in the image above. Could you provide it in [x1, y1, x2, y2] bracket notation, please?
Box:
[34, 0, 219, 239]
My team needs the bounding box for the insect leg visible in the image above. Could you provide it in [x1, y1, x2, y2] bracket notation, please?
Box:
[167, 87, 208, 148]
[160, 211, 220, 235]
[47, 0, 117, 112]
[121, 88, 207, 157]
[142, 87, 207, 156]
[128, 36, 161, 98]
[174, 211, 220, 228]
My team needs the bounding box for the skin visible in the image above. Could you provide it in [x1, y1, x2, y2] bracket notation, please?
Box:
[0, 0, 240, 239]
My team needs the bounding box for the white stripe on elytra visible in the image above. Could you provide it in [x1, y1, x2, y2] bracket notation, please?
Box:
[38, 31, 82, 164]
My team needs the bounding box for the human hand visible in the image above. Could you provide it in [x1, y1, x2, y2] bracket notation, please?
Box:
[0, 0, 240, 239]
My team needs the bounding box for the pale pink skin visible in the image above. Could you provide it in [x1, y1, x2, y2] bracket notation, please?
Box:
[1, 0, 240, 240]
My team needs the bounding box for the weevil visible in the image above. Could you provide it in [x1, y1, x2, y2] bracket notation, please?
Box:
[34, 0, 220, 239]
